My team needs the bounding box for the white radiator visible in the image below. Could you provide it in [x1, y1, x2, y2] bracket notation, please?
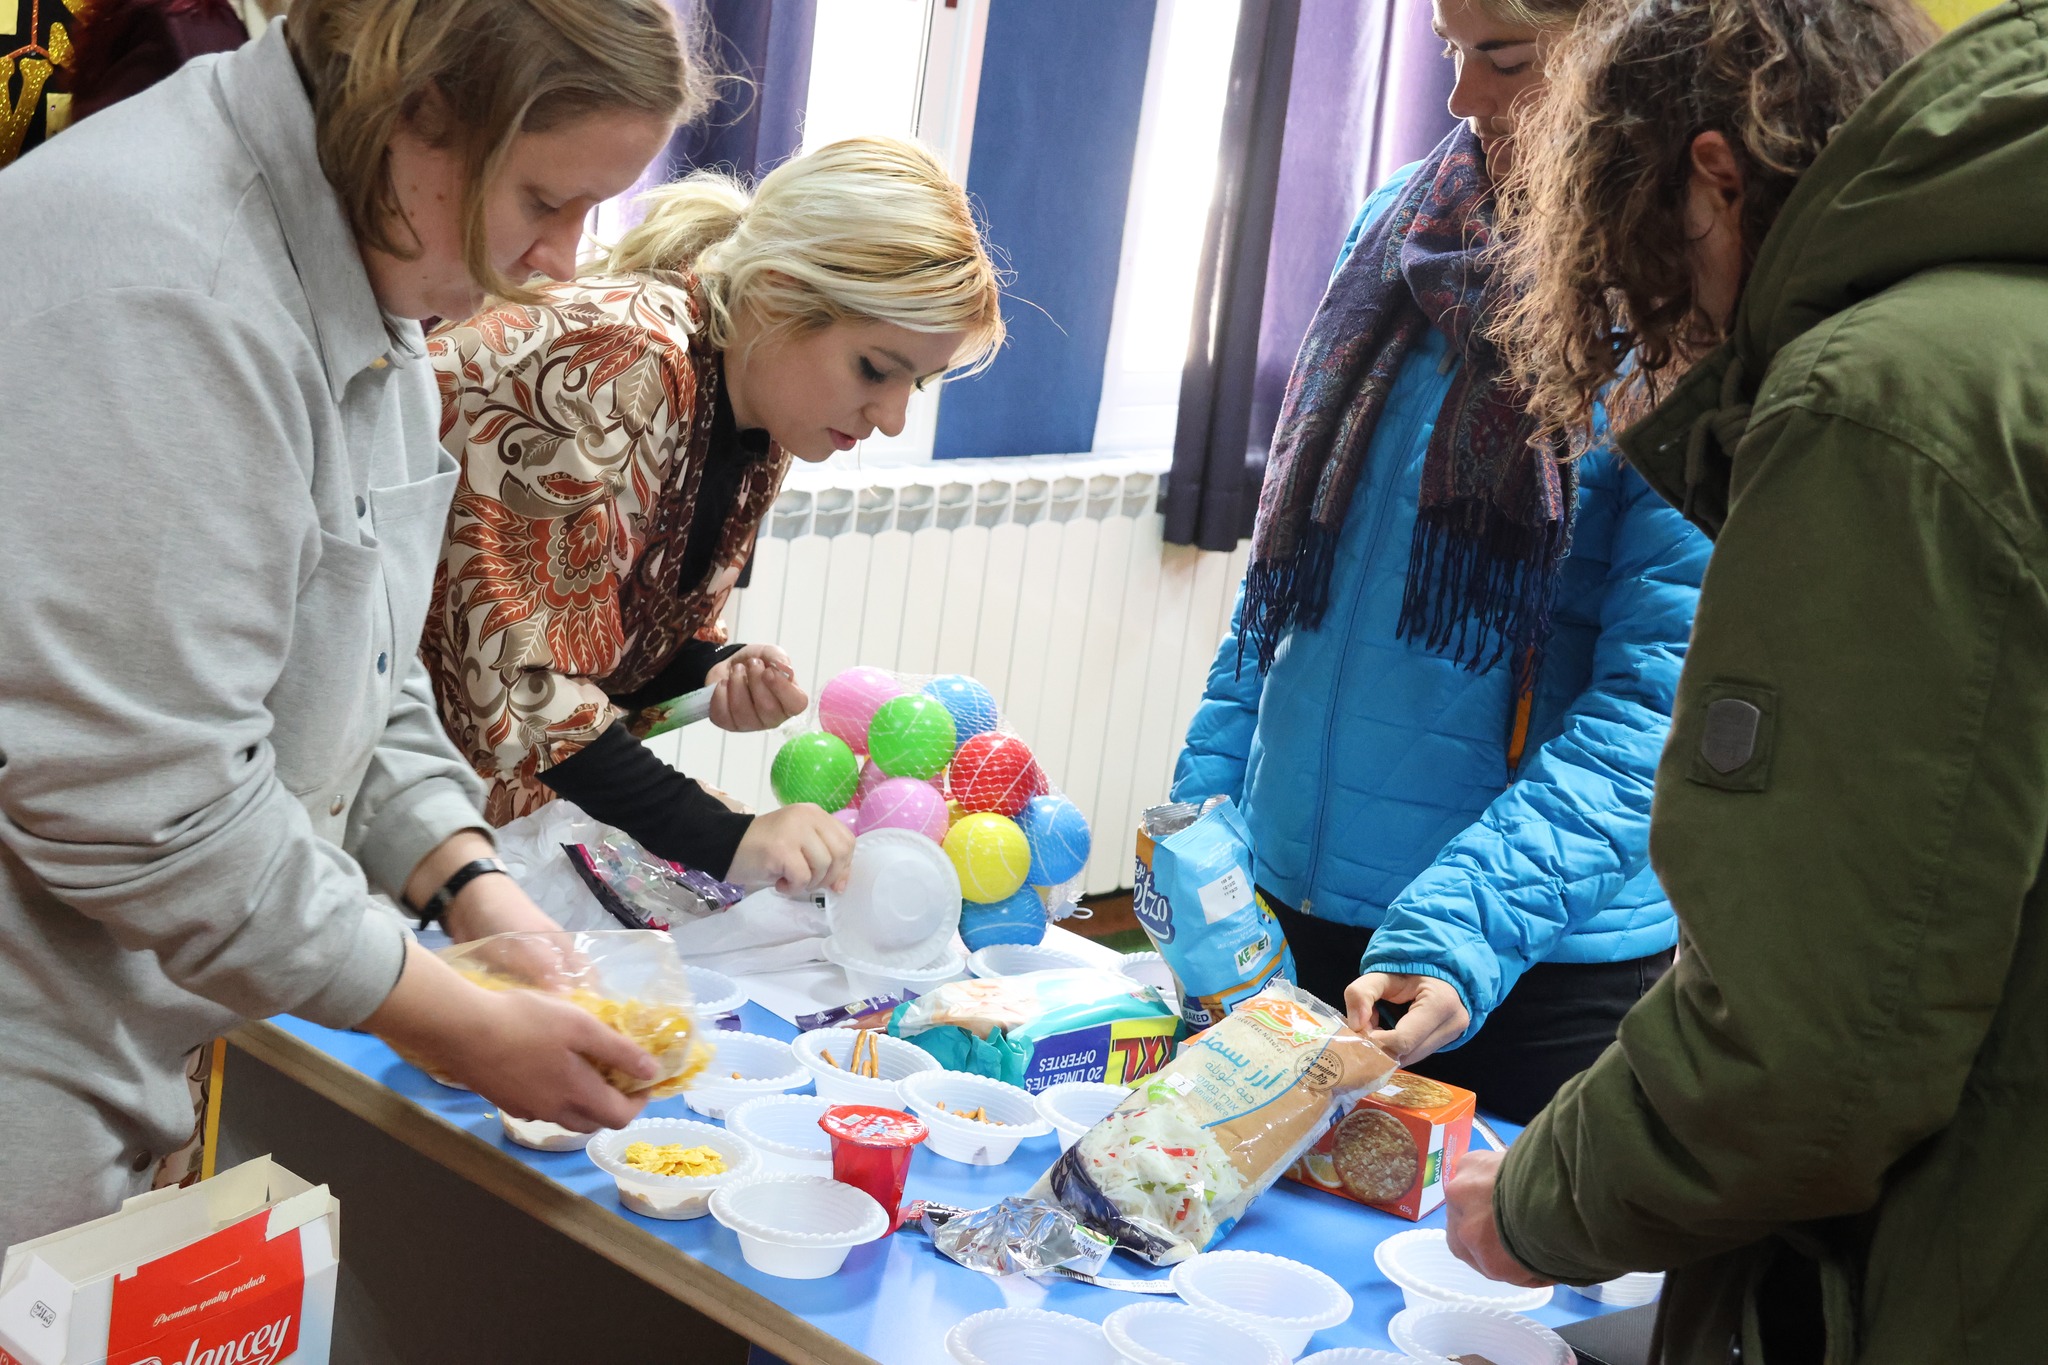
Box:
[644, 455, 1250, 896]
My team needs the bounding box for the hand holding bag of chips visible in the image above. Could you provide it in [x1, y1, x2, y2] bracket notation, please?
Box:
[1030, 980, 1396, 1264]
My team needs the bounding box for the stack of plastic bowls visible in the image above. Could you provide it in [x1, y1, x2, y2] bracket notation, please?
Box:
[822, 829, 967, 996]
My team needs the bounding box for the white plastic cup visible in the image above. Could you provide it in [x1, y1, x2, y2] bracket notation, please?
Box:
[681, 1032, 810, 1119]
[1386, 1305, 1572, 1365]
[947, 1308, 1122, 1365]
[724, 1094, 836, 1176]
[586, 1118, 759, 1220]
[684, 963, 747, 1018]
[1296, 1352, 1415, 1365]
[1168, 1250, 1354, 1358]
[899, 1070, 1051, 1164]
[795, 1027, 941, 1107]
[1373, 1228, 1554, 1313]
[499, 1112, 592, 1152]
[1102, 1303, 1287, 1365]
[1034, 1080, 1131, 1151]
[967, 942, 1095, 977]
[1570, 1271, 1665, 1307]
[709, 1174, 889, 1279]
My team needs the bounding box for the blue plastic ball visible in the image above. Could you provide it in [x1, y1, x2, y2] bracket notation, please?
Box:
[1019, 794, 1091, 887]
[959, 886, 1049, 949]
[923, 674, 1002, 744]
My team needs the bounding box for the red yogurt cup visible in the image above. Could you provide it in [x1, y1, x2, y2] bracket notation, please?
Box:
[819, 1105, 928, 1230]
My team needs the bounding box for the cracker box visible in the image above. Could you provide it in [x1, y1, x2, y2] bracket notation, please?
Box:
[1284, 1069, 1476, 1220]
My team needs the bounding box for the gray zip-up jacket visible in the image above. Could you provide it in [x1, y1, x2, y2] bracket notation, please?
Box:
[0, 24, 486, 1241]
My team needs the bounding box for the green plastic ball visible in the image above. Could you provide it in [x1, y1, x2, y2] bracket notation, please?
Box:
[866, 694, 958, 780]
[771, 731, 860, 810]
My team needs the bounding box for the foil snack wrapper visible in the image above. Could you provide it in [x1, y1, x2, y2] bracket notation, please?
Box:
[914, 1197, 1117, 1279]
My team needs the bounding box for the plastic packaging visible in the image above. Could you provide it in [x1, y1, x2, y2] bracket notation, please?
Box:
[587, 1118, 759, 1220]
[946, 1308, 1121, 1365]
[429, 930, 712, 1098]
[709, 1174, 890, 1279]
[1569, 1271, 1665, 1307]
[796, 1028, 941, 1107]
[725, 1095, 836, 1176]
[890, 969, 1176, 1090]
[1035, 1081, 1131, 1151]
[498, 1113, 593, 1152]
[1385, 1305, 1572, 1365]
[819, 1104, 928, 1229]
[968, 942, 1096, 977]
[1373, 1229, 1554, 1313]
[1132, 799, 1295, 1030]
[566, 830, 738, 930]
[900, 1070, 1051, 1164]
[918, 1197, 1116, 1279]
[1168, 1250, 1354, 1358]
[1035, 981, 1396, 1265]
[1101, 1303, 1287, 1365]
[679, 1032, 808, 1119]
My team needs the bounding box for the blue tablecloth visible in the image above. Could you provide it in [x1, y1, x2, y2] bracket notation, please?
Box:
[268, 1005, 1621, 1362]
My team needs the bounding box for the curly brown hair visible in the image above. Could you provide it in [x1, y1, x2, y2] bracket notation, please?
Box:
[1489, 0, 1937, 440]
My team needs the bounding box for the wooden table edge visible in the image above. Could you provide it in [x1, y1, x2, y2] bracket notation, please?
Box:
[228, 1022, 880, 1365]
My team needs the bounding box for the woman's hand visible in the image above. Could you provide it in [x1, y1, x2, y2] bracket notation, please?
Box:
[1445, 1150, 1555, 1288]
[707, 645, 808, 732]
[727, 803, 855, 895]
[365, 942, 652, 1131]
[1345, 970, 1470, 1065]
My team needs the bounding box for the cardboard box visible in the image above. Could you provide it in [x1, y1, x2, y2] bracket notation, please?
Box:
[1285, 1070, 1475, 1220]
[0, 1157, 337, 1365]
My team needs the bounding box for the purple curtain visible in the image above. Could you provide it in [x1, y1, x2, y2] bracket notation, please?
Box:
[1165, 0, 1457, 551]
[664, 0, 818, 183]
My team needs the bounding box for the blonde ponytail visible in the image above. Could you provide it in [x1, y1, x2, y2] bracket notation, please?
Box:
[604, 136, 1005, 377]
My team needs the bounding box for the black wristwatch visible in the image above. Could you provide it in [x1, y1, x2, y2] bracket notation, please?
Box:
[409, 856, 510, 929]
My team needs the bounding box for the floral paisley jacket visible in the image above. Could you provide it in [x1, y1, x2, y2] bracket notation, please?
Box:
[422, 273, 790, 825]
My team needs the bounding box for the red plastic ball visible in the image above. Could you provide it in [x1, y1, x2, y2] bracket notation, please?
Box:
[948, 731, 1047, 817]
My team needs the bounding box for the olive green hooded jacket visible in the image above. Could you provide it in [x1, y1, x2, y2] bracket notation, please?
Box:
[1495, 7, 2048, 1363]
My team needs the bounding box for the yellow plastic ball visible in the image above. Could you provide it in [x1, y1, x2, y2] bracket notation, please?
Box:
[944, 812, 1031, 903]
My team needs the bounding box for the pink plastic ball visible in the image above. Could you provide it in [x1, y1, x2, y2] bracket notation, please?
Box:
[857, 777, 950, 841]
[855, 757, 942, 806]
[833, 806, 861, 834]
[818, 667, 907, 756]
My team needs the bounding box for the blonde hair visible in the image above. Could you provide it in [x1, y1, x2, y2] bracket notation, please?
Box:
[1475, 0, 1588, 23]
[290, 0, 714, 301]
[605, 136, 1006, 376]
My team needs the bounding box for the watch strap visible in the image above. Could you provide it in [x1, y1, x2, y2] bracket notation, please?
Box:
[412, 856, 509, 928]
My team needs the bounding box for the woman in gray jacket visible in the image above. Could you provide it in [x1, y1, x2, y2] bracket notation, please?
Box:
[0, 0, 701, 1243]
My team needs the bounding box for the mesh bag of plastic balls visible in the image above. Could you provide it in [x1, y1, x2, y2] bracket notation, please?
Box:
[769, 669, 1095, 947]
[402, 930, 716, 1099]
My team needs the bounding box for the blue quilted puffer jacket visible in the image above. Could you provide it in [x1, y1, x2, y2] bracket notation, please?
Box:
[1171, 168, 1707, 1047]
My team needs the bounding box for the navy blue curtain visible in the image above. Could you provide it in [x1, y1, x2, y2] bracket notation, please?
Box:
[931, 0, 1158, 460]
[663, 0, 817, 182]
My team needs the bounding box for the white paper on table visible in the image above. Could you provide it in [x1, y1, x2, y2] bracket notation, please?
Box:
[731, 963, 861, 1025]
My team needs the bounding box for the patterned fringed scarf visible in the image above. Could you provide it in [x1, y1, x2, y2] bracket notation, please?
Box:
[1240, 126, 1575, 691]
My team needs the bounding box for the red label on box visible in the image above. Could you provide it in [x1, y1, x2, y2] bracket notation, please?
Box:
[108, 1211, 303, 1365]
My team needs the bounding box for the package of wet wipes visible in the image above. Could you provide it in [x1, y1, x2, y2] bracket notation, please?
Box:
[1132, 798, 1295, 1031]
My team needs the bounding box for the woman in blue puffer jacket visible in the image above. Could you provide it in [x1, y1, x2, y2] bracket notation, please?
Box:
[1173, 0, 1707, 1123]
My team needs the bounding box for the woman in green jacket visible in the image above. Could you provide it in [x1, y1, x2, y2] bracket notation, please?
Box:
[1442, 2, 2048, 1361]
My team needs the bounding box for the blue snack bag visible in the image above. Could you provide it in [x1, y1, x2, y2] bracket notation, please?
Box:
[1132, 797, 1295, 1030]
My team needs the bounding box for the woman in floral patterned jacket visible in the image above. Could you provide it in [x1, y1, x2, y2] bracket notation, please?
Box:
[425, 137, 1005, 896]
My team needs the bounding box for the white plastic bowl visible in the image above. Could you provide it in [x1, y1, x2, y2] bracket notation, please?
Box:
[1374, 1228, 1554, 1313]
[947, 1308, 1122, 1365]
[1297, 1352, 1415, 1365]
[1387, 1305, 1573, 1365]
[967, 942, 1095, 977]
[899, 1069, 1050, 1164]
[1169, 1249, 1354, 1358]
[681, 1032, 810, 1119]
[1117, 952, 1179, 1011]
[724, 1094, 836, 1176]
[824, 936, 968, 1000]
[1570, 1271, 1664, 1307]
[795, 1027, 941, 1107]
[587, 1118, 759, 1220]
[709, 1174, 889, 1279]
[498, 1112, 593, 1152]
[1102, 1303, 1287, 1365]
[1034, 1080, 1130, 1151]
[825, 828, 964, 967]
[684, 963, 746, 1018]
